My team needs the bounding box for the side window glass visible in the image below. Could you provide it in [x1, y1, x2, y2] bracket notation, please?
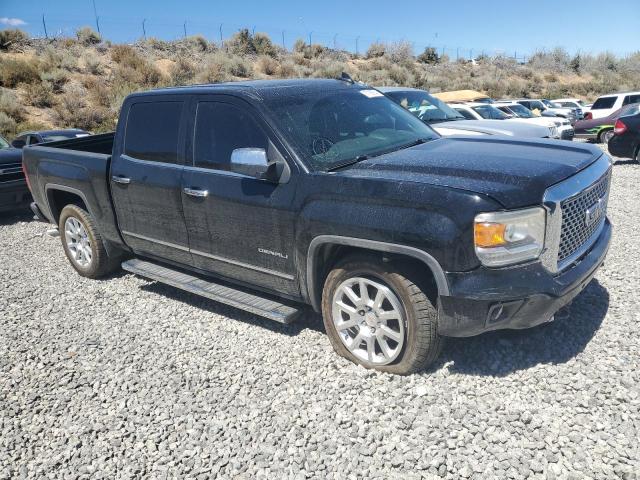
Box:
[124, 101, 183, 163]
[193, 102, 268, 171]
[28, 135, 40, 145]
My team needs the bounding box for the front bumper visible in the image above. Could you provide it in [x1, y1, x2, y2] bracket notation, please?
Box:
[0, 181, 31, 213]
[437, 218, 611, 337]
[559, 126, 575, 140]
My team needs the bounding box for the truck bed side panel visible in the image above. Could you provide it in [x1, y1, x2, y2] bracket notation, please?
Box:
[23, 141, 125, 249]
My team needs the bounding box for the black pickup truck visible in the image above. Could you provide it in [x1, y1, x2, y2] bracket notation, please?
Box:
[23, 79, 612, 374]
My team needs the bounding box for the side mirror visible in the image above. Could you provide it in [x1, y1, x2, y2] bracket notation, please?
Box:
[230, 148, 272, 180]
[11, 139, 26, 149]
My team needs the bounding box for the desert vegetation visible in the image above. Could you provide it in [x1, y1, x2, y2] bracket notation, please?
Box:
[1, 27, 639, 138]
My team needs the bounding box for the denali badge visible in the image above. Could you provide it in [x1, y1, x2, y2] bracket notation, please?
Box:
[258, 247, 288, 259]
[585, 197, 605, 227]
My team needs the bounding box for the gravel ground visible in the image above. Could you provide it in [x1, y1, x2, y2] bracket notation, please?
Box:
[1, 148, 639, 479]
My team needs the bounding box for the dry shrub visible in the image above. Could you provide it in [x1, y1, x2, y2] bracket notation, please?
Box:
[76, 27, 101, 46]
[254, 55, 279, 76]
[184, 35, 210, 53]
[82, 53, 102, 75]
[170, 57, 196, 85]
[40, 69, 69, 93]
[0, 88, 25, 122]
[0, 111, 17, 137]
[0, 29, 28, 51]
[0, 58, 40, 87]
[252, 33, 277, 57]
[54, 84, 112, 131]
[111, 45, 162, 87]
[82, 77, 111, 108]
[310, 59, 347, 79]
[24, 82, 55, 108]
[366, 42, 386, 59]
[276, 60, 297, 78]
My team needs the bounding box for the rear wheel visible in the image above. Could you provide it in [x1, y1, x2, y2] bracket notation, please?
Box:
[322, 255, 443, 375]
[599, 129, 614, 144]
[59, 204, 119, 278]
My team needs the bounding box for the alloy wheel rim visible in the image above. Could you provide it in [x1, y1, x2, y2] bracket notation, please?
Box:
[332, 276, 406, 365]
[64, 217, 92, 267]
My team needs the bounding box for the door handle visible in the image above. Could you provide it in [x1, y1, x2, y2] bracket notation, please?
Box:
[112, 175, 131, 184]
[183, 187, 209, 198]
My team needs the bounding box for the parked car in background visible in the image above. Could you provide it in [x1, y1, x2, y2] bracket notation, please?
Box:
[450, 102, 569, 139]
[23, 78, 612, 374]
[608, 106, 640, 161]
[552, 98, 588, 118]
[379, 87, 551, 139]
[431, 90, 493, 104]
[498, 99, 580, 123]
[11, 129, 90, 148]
[495, 102, 575, 140]
[0, 135, 30, 213]
[587, 92, 640, 120]
[573, 103, 640, 143]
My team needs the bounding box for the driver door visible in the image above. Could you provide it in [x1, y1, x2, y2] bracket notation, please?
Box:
[180, 96, 300, 296]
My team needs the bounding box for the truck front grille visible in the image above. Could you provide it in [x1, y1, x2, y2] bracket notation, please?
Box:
[558, 170, 611, 263]
[0, 163, 24, 183]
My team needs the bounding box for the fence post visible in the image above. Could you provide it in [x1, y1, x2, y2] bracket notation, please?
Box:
[142, 18, 146, 40]
[183, 21, 187, 38]
[41, 14, 48, 39]
[281, 30, 285, 49]
[219, 23, 223, 45]
[356, 36, 360, 56]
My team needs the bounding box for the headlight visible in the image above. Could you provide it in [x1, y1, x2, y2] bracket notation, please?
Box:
[474, 207, 546, 267]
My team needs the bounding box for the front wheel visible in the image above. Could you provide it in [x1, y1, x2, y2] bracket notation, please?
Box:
[59, 204, 119, 278]
[322, 255, 443, 375]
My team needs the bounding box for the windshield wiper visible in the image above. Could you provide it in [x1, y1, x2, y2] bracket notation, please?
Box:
[326, 155, 369, 172]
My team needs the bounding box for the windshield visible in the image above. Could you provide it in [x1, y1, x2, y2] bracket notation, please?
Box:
[472, 105, 509, 120]
[542, 99, 561, 108]
[41, 132, 88, 142]
[385, 90, 465, 123]
[504, 104, 535, 118]
[473, 98, 494, 104]
[0, 136, 9, 149]
[262, 88, 439, 171]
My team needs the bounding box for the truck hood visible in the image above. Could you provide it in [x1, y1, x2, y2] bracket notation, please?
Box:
[334, 137, 603, 208]
[433, 119, 549, 138]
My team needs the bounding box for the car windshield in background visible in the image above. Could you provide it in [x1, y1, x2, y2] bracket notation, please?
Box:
[592, 97, 617, 110]
[262, 88, 439, 171]
[542, 100, 561, 108]
[41, 132, 89, 142]
[0, 136, 9, 149]
[385, 90, 465, 123]
[472, 98, 494, 104]
[504, 104, 535, 118]
[472, 105, 509, 120]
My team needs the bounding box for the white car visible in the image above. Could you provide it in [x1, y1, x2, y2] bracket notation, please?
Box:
[450, 102, 572, 140]
[494, 102, 575, 140]
[588, 91, 640, 119]
[552, 98, 589, 118]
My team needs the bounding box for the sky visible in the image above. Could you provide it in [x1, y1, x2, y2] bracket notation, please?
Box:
[2, 0, 639, 59]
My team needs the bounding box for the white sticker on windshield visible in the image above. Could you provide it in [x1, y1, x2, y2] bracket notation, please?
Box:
[360, 89, 384, 98]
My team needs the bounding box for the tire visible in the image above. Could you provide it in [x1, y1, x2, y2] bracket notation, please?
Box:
[59, 204, 120, 278]
[322, 254, 443, 375]
[599, 129, 614, 144]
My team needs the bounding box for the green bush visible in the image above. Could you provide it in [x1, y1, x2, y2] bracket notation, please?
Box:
[252, 33, 277, 57]
[0, 88, 25, 122]
[418, 47, 439, 65]
[0, 58, 40, 87]
[40, 69, 69, 93]
[111, 45, 162, 87]
[76, 27, 101, 46]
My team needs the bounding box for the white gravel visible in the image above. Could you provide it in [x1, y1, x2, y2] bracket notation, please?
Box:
[1, 148, 639, 479]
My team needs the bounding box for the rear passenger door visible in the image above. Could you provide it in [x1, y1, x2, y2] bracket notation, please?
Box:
[110, 97, 192, 265]
[180, 96, 299, 296]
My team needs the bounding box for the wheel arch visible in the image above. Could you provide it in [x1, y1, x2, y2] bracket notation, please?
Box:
[45, 184, 93, 224]
[306, 235, 450, 312]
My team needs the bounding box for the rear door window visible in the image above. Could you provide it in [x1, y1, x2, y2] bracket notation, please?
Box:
[591, 97, 617, 110]
[192, 102, 268, 172]
[124, 101, 184, 163]
[623, 94, 640, 106]
[455, 108, 476, 120]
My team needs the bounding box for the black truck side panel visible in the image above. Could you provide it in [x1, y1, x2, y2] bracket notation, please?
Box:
[23, 135, 126, 251]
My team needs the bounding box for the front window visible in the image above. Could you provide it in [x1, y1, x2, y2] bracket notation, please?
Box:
[542, 99, 561, 108]
[0, 136, 10, 149]
[262, 88, 439, 171]
[472, 105, 509, 120]
[385, 90, 465, 123]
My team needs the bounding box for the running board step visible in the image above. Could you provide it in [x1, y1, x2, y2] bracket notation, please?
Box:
[121, 259, 300, 324]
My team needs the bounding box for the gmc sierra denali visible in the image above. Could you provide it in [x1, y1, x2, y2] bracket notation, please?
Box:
[23, 79, 612, 375]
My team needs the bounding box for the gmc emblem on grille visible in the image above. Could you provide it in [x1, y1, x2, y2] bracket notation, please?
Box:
[585, 197, 605, 226]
